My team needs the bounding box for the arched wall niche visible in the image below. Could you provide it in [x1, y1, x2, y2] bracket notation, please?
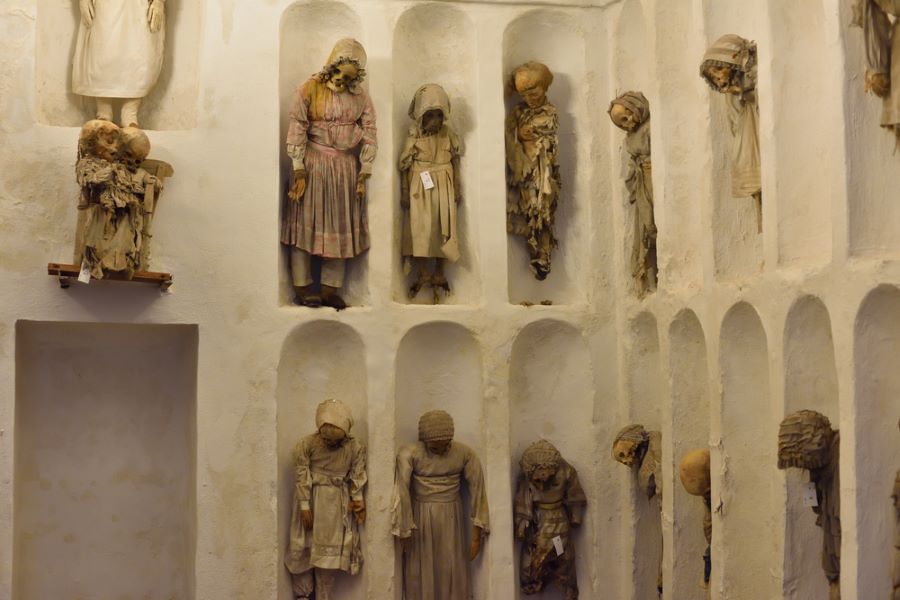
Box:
[718, 301, 779, 600]
[624, 311, 663, 600]
[768, 1, 835, 268]
[782, 295, 839, 599]
[503, 10, 588, 305]
[275, 320, 369, 600]
[509, 319, 595, 599]
[853, 285, 900, 597]
[394, 320, 487, 598]
[703, 0, 765, 281]
[391, 4, 480, 305]
[35, 0, 202, 129]
[668, 309, 711, 600]
[278, 2, 368, 307]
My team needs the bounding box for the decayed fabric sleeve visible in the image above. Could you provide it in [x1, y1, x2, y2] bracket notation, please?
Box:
[390, 445, 416, 538]
[398, 127, 418, 172]
[449, 127, 464, 158]
[349, 438, 368, 502]
[565, 464, 587, 525]
[463, 447, 490, 533]
[358, 93, 378, 175]
[286, 81, 311, 171]
[294, 439, 313, 511]
[513, 474, 533, 530]
[858, 0, 893, 76]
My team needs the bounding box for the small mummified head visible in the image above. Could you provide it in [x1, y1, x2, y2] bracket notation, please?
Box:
[699, 34, 757, 95]
[679, 448, 711, 497]
[409, 83, 451, 135]
[317, 38, 367, 94]
[511, 61, 553, 109]
[79, 119, 121, 162]
[316, 398, 353, 447]
[777, 410, 836, 471]
[419, 409, 454, 455]
[120, 127, 151, 171]
[612, 424, 649, 468]
[520, 439, 562, 484]
[608, 91, 650, 132]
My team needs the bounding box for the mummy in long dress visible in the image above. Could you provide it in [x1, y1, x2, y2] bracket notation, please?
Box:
[73, 0, 166, 126]
[283, 38, 377, 310]
[285, 399, 367, 600]
[853, 0, 900, 149]
[391, 410, 490, 600]
[399, 83, 463, 300]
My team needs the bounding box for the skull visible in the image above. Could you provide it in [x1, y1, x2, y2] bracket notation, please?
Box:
[513, 62, 553, 109]
[319, 423, 348, 448]
[679, 448, 711, 497]
[609, 103, 639, 132]
[82, 119, 122, 162]
[422, 108, 444, 135]
[120, 127, 151, 171]
[327, 62, 360, 93]
[705, 64, 734, 92]
[613, 438, 641, 467]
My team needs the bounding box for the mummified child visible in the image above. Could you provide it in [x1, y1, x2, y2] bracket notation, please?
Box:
[514, 440, 586, 599]
[399, 83, 463, 300]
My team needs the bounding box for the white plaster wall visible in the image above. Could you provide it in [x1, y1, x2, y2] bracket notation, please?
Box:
[0, 0, 898, 599]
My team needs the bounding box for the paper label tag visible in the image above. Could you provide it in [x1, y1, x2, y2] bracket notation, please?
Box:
[802, 482, 818, 507]
[552, 535, 564, 556]
[77, 261, 91, 284]
[420, 171, 435, 190]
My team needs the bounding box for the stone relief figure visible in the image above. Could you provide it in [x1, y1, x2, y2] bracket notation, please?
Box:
[399, 83, 463, 301]
[777, 410, 841, 600]
[73, 0, 166, 127]
[679, 448, 712, 595]
[75, 119, 169, 279]
[852, 0, 900, 148]
[612, 424, 663, 595]
[514, 439, 586, 600]
[506, 61, 562, 281]
[699, 34, 762, 231]
[285, 399, 367, 600]
[284, 38, 377, 310]
[391, 410, 490, 600]
[608, 91, 657, 297]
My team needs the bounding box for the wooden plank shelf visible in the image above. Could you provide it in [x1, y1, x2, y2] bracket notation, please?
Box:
[47, 263, 173, 290]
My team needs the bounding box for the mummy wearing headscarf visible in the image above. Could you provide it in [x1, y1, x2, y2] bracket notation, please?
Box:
[700, 34, 762, 228]
[399, 83, 463, 300]
[609, 91, 657, 297]
[852, 0, 900, 149]
[777, 410, 841, 600]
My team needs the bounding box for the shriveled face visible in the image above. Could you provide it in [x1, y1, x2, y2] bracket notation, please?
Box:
[422, 109, 444, 135]
[529, 464, 558, 484]
[95, 123, 121, 162]
[319, 423, 347, 447]
[425, 438, 452, 455]
[610, 103, 638, 131]
[705, 65, 734, 92]
[122, 128, 151, 170]
[327, 62, 360, 93]
[613, 439, 641, 467]
[515, 70, 547, 109]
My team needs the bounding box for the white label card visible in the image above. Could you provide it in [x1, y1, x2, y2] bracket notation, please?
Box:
[552, 535, 564, 556]
[77, 261, 91, 284]
[420, 171, 435, 190]
[802, 482, 818, 507]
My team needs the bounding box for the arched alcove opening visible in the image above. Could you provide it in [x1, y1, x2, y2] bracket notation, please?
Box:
[669, 309, 711, 600]
[392, 4, 480, 305]
[278, 2, 368, 307]
[782, 295, 839, 598]
[509, 319, 595, 599]
[768, 1, 835, 267]
[704, 1, 765, 281]
[275, 320, 368, 600]
[853, 285, 900, 597]
[625, 311, 664, 599]
[719, 302, 779, 600]
[503, 10, 588, 305]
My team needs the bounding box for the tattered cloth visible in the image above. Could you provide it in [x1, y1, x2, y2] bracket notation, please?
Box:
[777, 410, 834, 470]
[608, 91, 650, 125]
[316, 398, 353, 434]
[520, 439, 562, 473]
[699, 34, 758, 91]
[418, 410, 454, 441]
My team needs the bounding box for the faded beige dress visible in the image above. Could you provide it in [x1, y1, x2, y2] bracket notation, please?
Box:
[855, 0, 900, 143]
[391, 441, 490, 600]
[285, 433, 367, 576]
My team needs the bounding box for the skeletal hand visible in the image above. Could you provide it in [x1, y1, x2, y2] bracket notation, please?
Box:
[468, 525, 483, 560]
[79, 0, 95, 27]
[356, 173, 369, 200]
[350, 500, 366, 525]
[301, 509, 314, 530]
[289, 170, 307, 202]
[148, 0, 164, 33]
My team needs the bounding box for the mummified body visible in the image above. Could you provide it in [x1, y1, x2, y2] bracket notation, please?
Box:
[391, 410, 490, 600]
[853, 0, 900, 148]
[506, 61, 561, 281]
[613, 424, 663, 594]
[284, 38, 377, 310]
[609, 91, 657, 297]
[285, 399, 367, 600]
[679, 448, 712, 596]
[700, 34, 762, 230]
[777, 410, 841, 600]
[514, 440, 586, 599]
[399, 84, 463, 300]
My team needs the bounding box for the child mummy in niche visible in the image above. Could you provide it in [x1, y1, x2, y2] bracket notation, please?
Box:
[506, 61, 561, 281]
[608, 91, 657, 297]
[391, 410, 490, 600]
[777, 410, 840, 600]
[612, 424, 663, 596]
[284, 38, 377, 310]
[399, 84, 463, 301]
[679, 449, 712, 597]
[700, 34, 762, 231]
[285, 399, 367, 600]
[514, 440, 586, 599]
